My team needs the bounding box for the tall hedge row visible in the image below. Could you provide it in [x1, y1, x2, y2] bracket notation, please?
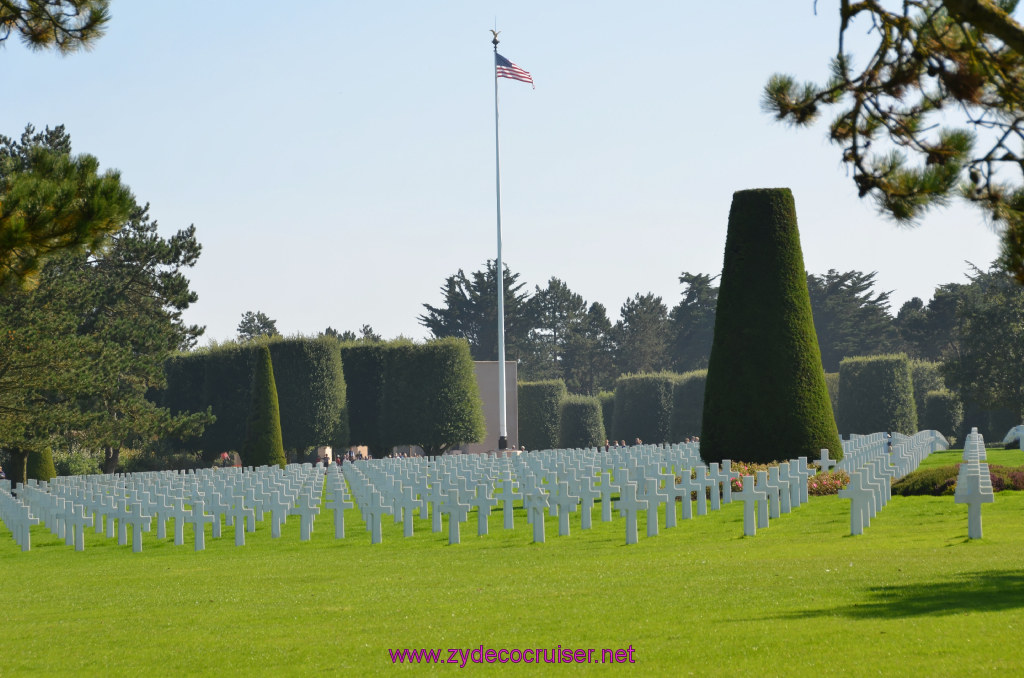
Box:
[380, 338, 485, 455]
[158, 338, 347, 460]
[701, 188, 842, 464]
[243, 345, 286, 468]
[612, 372, 677, 444]
[558, 395, 605, 449]
[920, 389, 963, 440]
[824, 372, 840, 421]
[338, 341, 390, 455]
[669, 370, 706, 441]
[519, 380, 568, 451]
[837, 354, 918, 435]
[597, 391, 615, 441]
[909, 359, 944, 421]
[268, 338, 348, 453]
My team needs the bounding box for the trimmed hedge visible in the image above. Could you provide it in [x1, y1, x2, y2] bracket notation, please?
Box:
[27, 447, 56, 482]
[339, 341, 390, 456]
[269, 338, 349, 453]
[920, 389, 963, 440]
[559, 395, 605, 449]
[909, 359, 944, 421]
[242, 345, 286, 468]
[380, 338, 485, 455]
[612, 372, 677, 444]
[519, 380, 568, 451]
[597, 391, 615, 442]
[670, 370, 706, 441]
[159, 338, 349, 460]
[837, 354, 917, 435]
[824, 372, 839, 421]
[892, 464, 1024, 496]
[701, 188, 842, 464]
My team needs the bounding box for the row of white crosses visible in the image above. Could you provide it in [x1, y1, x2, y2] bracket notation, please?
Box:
[954, 428, 994, 539]
[732, 458, 814, 537]
[333, 442, 818, 545]
[0, 464, 327, 553]
[832, 430, 949, 535]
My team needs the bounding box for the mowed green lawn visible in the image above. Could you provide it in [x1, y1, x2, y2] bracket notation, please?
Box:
[2, 485, 1023, 677]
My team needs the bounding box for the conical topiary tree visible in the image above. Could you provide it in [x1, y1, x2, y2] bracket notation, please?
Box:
[27, 447, 57, 482]
[701, 188, 842, 464]
[243, 345, 286, 469]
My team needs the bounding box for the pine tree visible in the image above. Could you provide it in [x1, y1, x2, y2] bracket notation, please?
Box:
[701, 188, 842, 464]
[243, 345, 286, 469]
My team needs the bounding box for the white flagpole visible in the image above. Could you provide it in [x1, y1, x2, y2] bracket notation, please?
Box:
[492, 30, 508, 451]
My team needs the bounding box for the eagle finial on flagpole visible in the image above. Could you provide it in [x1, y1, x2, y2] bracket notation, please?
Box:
[491, 29, 500, 48]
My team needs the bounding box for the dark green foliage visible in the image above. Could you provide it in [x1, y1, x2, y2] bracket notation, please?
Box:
[837, 354, 918, 435]
[957, 400, 1019, 442]
[518, 380, 567, 451]
[701, 188, 842, 464]
[668, 273, 718, 373]
[558, 395, 605, 449]
[910, 359, 945, 418]
[892, 464, 1024, 496]
[419, 260, 537, 363]
[891, 466, 960, 496]
[200, 345, 257, 459]
[0, 124, 133, 290]
[339, 341, 389, 456]
[613, 293, 670, 374]
[806, 270, 899, 372]
[613, 372, 677, 444]
[0, 1, 110, 54]
[921, 389, 963, 440]
[670, 370, 707, 441]
[379, 338, 485, 455]
[242, 346, 286, 469]
[27, 447, 56, 482]
[597, 391, 615, 441]
[824, 372, 840, 421]
[268, 338, 348, 453]
[237, 311, 278, 341]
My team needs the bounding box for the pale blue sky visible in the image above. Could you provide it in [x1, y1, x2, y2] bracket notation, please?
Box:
[1, 1, 1002, 343]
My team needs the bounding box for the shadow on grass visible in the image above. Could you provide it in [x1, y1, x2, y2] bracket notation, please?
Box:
[777, 570, 1024, 619]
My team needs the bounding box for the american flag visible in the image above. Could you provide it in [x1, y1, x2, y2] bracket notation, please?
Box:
[495, 53, 534, 88]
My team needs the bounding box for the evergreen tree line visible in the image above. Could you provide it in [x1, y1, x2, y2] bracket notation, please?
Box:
[419, 260, 1024, 441]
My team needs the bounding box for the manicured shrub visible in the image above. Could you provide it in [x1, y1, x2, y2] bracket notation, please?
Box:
[670, 370, 706, 441]
[807, 470, 849, 496]
[519, 380, 567, 450]
[920, 389, 963, 440]
[242, 345, 286, 468]
[612, 372, 677, 444]
[598, 391, 615, 441]
[909, 359, 944, 418]
[559, 395, 605, 449]
[701, 188, 842, 464]
[269, 337, 349, 453]
[837, 354, 918, 435]
[27, 447, 57, 482]
[824, 372, 839, 421]
[339, 341, 390, 456]
[380, 338, 486, 455]
[200, 344, 257, 460]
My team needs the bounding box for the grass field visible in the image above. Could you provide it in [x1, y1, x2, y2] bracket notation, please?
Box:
[3, 485, 1023, 676]
[918, 448, 1024, 469]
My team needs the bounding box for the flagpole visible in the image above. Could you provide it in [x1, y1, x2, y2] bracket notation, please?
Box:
[492, 30, 508, 451]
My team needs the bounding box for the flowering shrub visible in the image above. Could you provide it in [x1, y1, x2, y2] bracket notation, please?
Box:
[807, 470, 849, 496]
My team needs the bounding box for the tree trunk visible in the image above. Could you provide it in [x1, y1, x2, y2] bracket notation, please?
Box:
[10, 448, 29, 487]
[103, 446, 120, 474]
